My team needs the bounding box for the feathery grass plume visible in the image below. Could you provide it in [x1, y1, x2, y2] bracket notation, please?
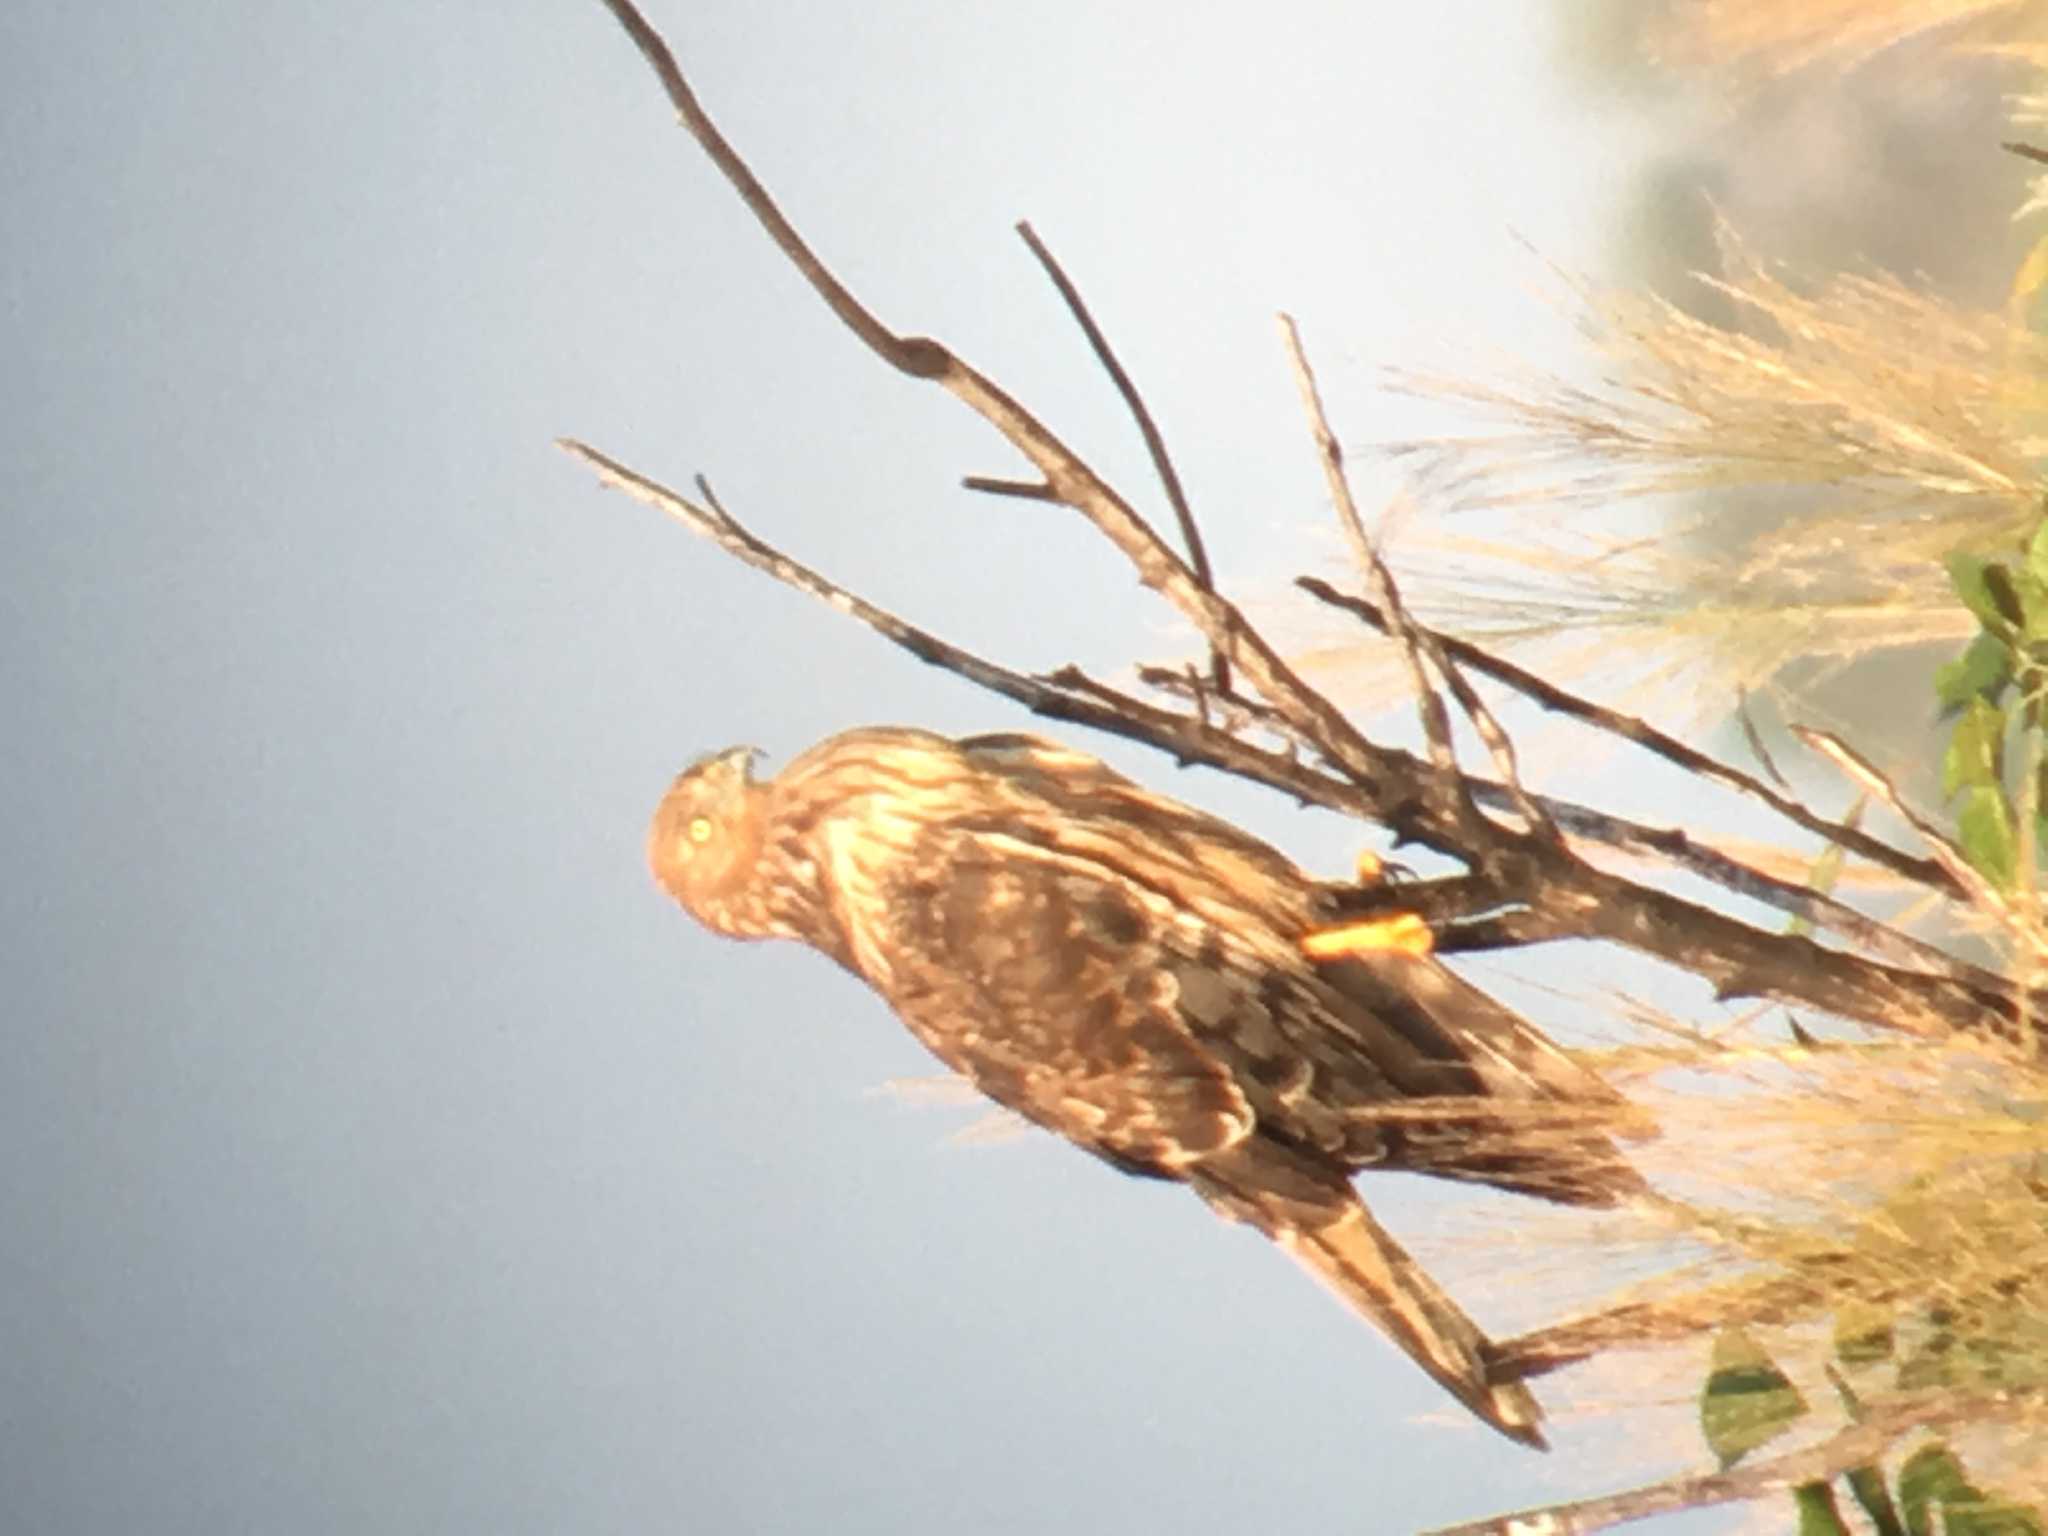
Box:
[1375, 226, 2048, 717]
[1444, 1016, 2048, 1505]
[1393, 227, 2043, 524]
[1649, 0, 2042, 78]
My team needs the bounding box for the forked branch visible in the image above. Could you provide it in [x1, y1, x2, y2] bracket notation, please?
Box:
[573, 0, 2033, 1042]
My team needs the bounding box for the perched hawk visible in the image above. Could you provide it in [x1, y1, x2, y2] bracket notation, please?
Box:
[650, 726, 1643, 1447]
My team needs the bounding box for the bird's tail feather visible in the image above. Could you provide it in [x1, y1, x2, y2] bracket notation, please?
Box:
[1191, 1139, 1547, 1449]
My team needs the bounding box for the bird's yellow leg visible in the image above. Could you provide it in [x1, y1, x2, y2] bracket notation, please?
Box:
[1352, 847, 1385, 885]
[1300, 911, 1435, 959]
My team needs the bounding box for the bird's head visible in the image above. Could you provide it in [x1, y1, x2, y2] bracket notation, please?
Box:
[648, 744, 771, 936]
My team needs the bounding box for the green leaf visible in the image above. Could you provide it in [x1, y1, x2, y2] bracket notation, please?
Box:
[2027, 519, 2048, 590]
[1986, 562, 2028, 630]
[1901, 1446, 1973, 1536]
[1701, 1326, 1807, 1468]
[1944, 699, 2007, 796]
[1809, 838, 1848, 895]
[2014, 565, 2048, 646]
[1957, 784, 2019, 887]
[1845, 1461, 1906, 1536]
[1898, 1443, 2046, 1535]
[1949, 1506, 2048, 1535]
[1936, 630, 2014, 714]
[1796, 1480, 1851, 1535]
[1949, 551, 2012, 629]
[1950, 1502, 2048, 1535]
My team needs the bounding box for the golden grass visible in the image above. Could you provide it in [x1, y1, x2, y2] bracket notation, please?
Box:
[1366, 226, 2048, 717]
[1652, 0, 2045, 77]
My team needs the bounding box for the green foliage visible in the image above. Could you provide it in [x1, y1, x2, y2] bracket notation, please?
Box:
[1795, 1478, 1851, 1534]
[1698, 1309, 2045, 1535]
[1844, 1460, 1905, 1536]
[1702, 1325, 1808, 1467]
[1896, 1444, 2044, 1536]
[1937, 521, 2048, 887]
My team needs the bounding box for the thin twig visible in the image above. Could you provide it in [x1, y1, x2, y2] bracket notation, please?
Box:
[1136, 664, 1299, 741]
[1735, 686, 1791, 791]
[1280, 316, 1561, 845]
[1794, 727, 2009, 916]
[559, 439, 1391, 815]
[1491, 1274, 1824, 1382]
[561, 442, 1079, 711]
[591, 0, 943, 377]
[961, 476, 1058, 501]
[1279, 318, 1462, 784]
[1014, 220, 1227, 691]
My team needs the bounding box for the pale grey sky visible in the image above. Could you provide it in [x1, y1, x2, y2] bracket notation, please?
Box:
[3, 5, 1751, 1532]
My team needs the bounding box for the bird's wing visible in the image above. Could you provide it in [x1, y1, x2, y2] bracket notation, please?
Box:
[1316, 947, 1622, 1105]
[874, 826, 1257, 1174]
[952, 732, 1645, 1204]
[955, 733, 1310, 929]
[1308, 951, 1651, 1205]
[847, 780, 1556, 1445]
[1189, 1134, 1548, 1449]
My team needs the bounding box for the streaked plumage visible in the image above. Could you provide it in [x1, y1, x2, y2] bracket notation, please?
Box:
[649, 726, 1643, 1446]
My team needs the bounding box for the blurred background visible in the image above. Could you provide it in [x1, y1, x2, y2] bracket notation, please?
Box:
[4, 4, 2027, 1532]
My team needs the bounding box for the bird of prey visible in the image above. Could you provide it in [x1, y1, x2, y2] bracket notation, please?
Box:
[648, 726, 1643, 1447]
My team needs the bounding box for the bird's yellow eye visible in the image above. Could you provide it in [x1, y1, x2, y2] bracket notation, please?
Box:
[687, 815, 715, 845]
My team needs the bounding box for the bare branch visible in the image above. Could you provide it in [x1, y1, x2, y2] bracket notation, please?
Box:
[1280, 316, 1561, 846]
[1334, 847, 1994, 993]
[1735, 686, 1792, 791]
[586, 0, 1432, 824]
[590, 0, 942, 378]
[961, 476, 1059, 502]
[1014, 220, 1227, 691]
[1421, 1394, 2035, 1536]
[1281, 321, 1462, 779]
[559, 441, 1085, 715]
[559, 439, 1410, 817]
[1098, 660, 1994, 986]
[1491, 1275, 1821, 1382]
[578, 0, 2034, 1045]
[1295, 577, 1952, 896]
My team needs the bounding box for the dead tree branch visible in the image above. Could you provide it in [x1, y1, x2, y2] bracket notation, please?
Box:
[1419, 1394, 2036, 1536]
[1010, 220, 1227, 691]
[574, 0, 2035, 1044]
[1295, 578, 1950, 896]
[1281, 315, 1561, 848]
